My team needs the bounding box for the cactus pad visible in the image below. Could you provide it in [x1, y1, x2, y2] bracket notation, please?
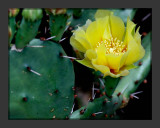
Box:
[15, 9, 43, 49]
[9, 39, 75, 119]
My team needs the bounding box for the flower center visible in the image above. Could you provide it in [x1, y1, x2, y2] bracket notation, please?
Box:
[96, 37, 127, 55]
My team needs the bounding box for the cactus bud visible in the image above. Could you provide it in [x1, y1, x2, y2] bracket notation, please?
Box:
[45, 8, 66, 15]
[9, 8, 19, 17]
[22, 8, 43, 21]
[8, 26, 12, 38]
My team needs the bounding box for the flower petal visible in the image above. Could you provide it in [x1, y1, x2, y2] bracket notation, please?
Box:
[125, 40, 145, 65]
[86, 21, 102, 48]
[96, 16, 112, 40]
[74, 27, 92, 50]
[70, 36, 86, 53]
[95, 9, 113, 19]
[85, 49, 97, 60]
[103, 28, 112, 41]
[119, 51, 130, 68]
[106, 53, 124, 71]
[92, 60, 129, 78]
[81, 19, 92, 31]
[76, 58, 95, 69]
[105, 69, 129, 78]
[134, 26, 141, 45]
[110, 15, 125, 41]
[92, 60, 110, 75]
[123, 17, 136, 44]
[94, 44, 108, 65]
[120, 64, 138, 71]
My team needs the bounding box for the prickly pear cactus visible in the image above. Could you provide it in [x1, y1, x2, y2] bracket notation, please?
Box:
[9, 39, 75, 119]
[8, 8, 20, 44]
[15, 9, 43, 49]
[70, 32, 151, 120]
[45, 8, 72, 42]
[9, 8, 151, 120]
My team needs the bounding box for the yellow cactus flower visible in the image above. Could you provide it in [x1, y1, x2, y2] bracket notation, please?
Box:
[70, 9, 145, 78]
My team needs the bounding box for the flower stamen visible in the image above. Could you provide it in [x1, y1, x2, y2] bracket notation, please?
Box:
[95, 36, 127, 55]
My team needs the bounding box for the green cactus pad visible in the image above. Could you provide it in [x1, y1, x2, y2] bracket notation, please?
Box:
[48, 13, 72, 42]
[93, 71, 120, 98]
[8, 17, 16, 44]
[9, 39, 75, 119]
[70, 95, 123, 120]
[104, 76, 120, 97]
[15, 9, 43, 49]
[8, 9, 20, 44]
[115, 32, 152, 101]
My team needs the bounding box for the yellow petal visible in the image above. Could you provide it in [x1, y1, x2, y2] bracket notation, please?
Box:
[95, 9, 113, 19]
[134, 26, 141, 45]
[106, 53, 124, 71]
[103, 28, 112, 41]
[92, 54, 130, 78]
[92, 59, 129, 78]
[96, 16, 112, 40]
[94, 44, 108, 65]
[105, 69, 129, 78]
[110, 15, 125, 41]
[81, 19, 92, 31]
[86, 21, 102, 48]
[120, 64, 138, 71]
[123, 17, 136, 44]
[75, 36, 91, 50]
[125, 40, 145, 65]
[70, 36, 86, 53]
[92, 60, 110, 75]
[76, 58, 95, 69]
[118, 69, 129, 76]
[74, 27, 92, 49]
[85, 49, 97, 60]
[119, 51, 130, 68]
